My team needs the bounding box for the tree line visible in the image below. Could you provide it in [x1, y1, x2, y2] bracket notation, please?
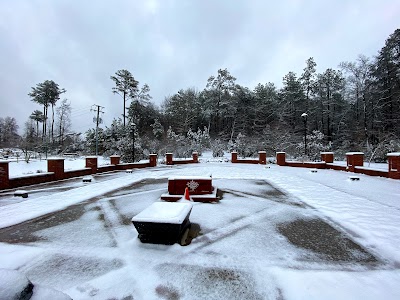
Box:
[1, 28, 399, 162]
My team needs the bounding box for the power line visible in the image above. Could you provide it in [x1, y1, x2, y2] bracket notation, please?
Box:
[90, 104, 105, 156]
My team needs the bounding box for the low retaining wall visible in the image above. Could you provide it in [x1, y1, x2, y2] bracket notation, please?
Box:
[117, 162, 150, 170]
[354, 167, 389, 178]
[9, 172, 55, 189]
[276, 152, 400, 179]
[231, 151, 267, 165]
[286, 161, 326, 169]
[64, 168, 92, 179]
[165, 152, 199, 165]
[0, 154, 160, 190]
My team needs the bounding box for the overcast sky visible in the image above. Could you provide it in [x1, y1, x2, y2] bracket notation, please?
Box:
[0, 0, 399, 134]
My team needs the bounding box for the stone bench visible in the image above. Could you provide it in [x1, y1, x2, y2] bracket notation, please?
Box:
[82, 176, 92, 183]
[14, 190, 28, 198]
[131, 202, 193, 245]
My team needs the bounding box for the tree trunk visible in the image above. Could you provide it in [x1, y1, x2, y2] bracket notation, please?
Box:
[123, 91, 126, 127]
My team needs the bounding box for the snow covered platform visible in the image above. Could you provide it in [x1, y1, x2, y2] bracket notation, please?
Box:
[131, 202, 193, 245]
[161, 175, 218, 202]
[13, 190, 28, 198]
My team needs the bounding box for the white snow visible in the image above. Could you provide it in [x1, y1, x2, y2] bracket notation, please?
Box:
[0, 268, 31, 300]
[168, 175, 211, 180]
[387, 152, 400, 156]
[1, 154, 400, 299]
[132, 202, 192, 224]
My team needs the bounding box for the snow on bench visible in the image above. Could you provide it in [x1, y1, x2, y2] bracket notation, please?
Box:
[131, 202, 193, 245]
[14, 190, 28, 198]
[82, 176, 93, 183]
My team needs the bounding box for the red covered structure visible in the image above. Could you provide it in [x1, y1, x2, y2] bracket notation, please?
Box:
[161, 176, 218, 202]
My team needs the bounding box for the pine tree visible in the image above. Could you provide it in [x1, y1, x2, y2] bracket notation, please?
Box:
[110, 69, 139, 127]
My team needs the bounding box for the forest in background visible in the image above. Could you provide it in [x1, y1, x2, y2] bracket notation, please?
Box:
[1, 29, 399, 162]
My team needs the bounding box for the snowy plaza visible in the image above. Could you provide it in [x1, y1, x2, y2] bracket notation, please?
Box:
[1, 155, 400, 300]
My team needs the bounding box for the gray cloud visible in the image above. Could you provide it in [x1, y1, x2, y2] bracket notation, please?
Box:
[0, 0, 399, 134]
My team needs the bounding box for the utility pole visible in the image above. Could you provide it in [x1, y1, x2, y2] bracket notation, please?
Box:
[91, 104, 104, 156]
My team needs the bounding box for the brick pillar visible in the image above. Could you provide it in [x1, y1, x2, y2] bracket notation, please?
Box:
[276, 152, 286, 166]
[192, 152, 199, 163]
[346, 152, 364, 172]
[110, 155, 120, 165]
[231, 152, 238, 163]
[0, 161, 10, 190]
[258, 151, 267, 165]
[166, 153, 173, 165]
[149, 154, 157, 167]
[321, 152, 334, 163]
[47, 158, 65, 180]
[86, 156, 98, 174]
[388, 153, 400, 179]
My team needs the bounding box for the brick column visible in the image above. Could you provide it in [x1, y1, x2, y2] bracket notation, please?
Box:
[388, 153, 400, 179]
[110, 155, 121, 165]
[321, 152, 334, 163]
[47, 158, 65, 180]
[346, 152, 364, 172]
[276, 152, 286, 166]
[166, 153, 173, 165]
[258, 151, 267, 165]
[86, 156, 98, 174]
[231, 152, 238, 163]
[149, 154, 157, 167]
[0, 161, 10, 190]
[192, 152, 199, 163]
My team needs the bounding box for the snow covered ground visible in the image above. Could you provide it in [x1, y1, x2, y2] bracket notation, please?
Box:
[0, 154, 400, 299]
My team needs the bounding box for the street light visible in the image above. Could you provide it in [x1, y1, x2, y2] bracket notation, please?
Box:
[301, 113, 308, 156]
[130, 122, 136, 162]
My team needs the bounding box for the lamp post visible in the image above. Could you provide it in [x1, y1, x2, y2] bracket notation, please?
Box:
[301, 113, 308, 156]
[130, 122, 136, 162]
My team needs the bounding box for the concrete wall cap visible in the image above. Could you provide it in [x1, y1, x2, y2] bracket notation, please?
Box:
[387, 152, 400, 157]
[276, 152, 286, 154]
[47, 158, 65, 160]
[258, 151, 266, 153]
[320, 152, 334, 154]
[346, 152, 364, 155]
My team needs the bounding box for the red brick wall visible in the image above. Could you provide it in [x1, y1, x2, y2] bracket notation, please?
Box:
[85, 157, 98, 174]
[47, 159, 65, 180]
[110, 155, 121, 165]
[0, 161, 10, 189]
[276, 152, 286, 166]
[10, 173, 55, 189]
[259, 151, 267, 164]
[64, 169, 92, 179]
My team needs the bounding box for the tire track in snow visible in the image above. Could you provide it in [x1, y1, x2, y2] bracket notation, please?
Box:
[265, 170, 400, 265]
